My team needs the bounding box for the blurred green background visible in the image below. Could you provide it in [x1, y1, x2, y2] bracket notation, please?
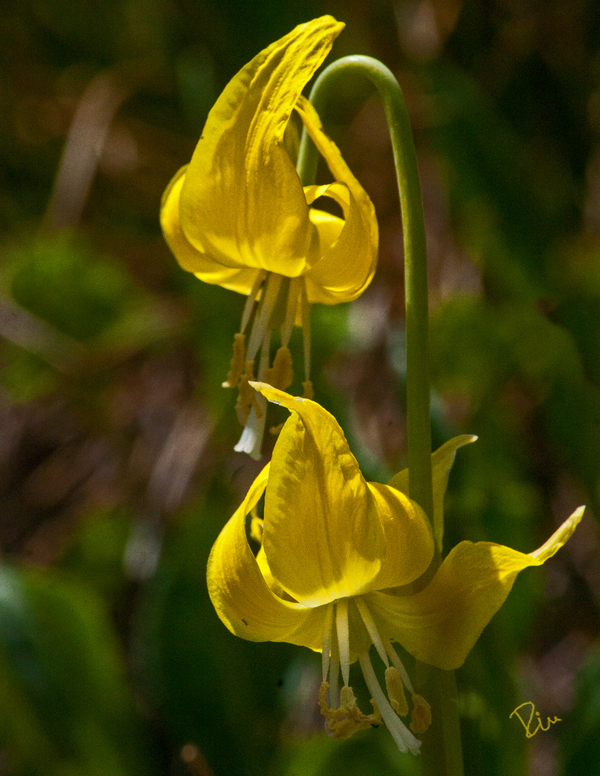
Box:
[0, 0, 599, 774]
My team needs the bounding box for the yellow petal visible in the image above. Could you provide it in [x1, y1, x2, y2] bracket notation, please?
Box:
[307, 206, 344, 254]
[206, 462, 327, 650]
[366, 482, 434, 590]
[366, 506, 584, 670]
[160, 166, 260, 294]
[178, 17, 344, 276]
[254, 383, 386, 606]
[297, 97, 378, 302]
[388, 435, 477, 551]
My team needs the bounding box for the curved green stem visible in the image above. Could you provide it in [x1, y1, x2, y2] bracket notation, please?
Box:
[300, 56, 463, 776]
[298, 55, 433, 524]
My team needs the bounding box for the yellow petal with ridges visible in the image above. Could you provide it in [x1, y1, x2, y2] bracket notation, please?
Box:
[253, 383, 434, 606]
[179, 17, 344, 276]
[255, 383, 386, 606]
[366, 506, 584, 670]
[206, 462, 327, 650]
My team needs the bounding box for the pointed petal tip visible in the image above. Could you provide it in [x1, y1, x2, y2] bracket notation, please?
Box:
[529, 504, 585, 562]
[306, 15, 345, 37]
[454, 433, 478, 445]
[250, 382, 303, 407]
[316, 14, 345, 30]
[248, 380, 268, 390]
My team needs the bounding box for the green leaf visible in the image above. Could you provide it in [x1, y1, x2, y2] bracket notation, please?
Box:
[0, 565, 154, 776]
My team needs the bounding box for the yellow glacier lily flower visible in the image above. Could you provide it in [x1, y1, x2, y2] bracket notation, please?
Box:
[207, 383, 584, 755]
[160, 17, 378, 459]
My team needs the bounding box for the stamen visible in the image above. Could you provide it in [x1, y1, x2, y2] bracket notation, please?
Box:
[327, 618, 341, 710]
[329, 649, 340, 711]
[358, 651, 422, 756]
[280, 277, 300, 348]
[302, 380, 314, 399]
[321, 603, 334, 683]
[222, 333, 246, 388]
[385, 667, 408, 716]
[410, 695, 432, 735]
[300, 280, 311, 383]
[246, 273, 282, 363]
[318, 681, 333, 734]
[234, 330, 270, 459]
[335, 600, 350, 688]
[355, 597, 390, 668]
[384, 640, 415, 696]
[318, 682, 381, 740]
[235, 362, 262, 425]
[257, 329, 271, 379]
[268, 276, 291, 332]
[240, 270, 267, 334]
[263, 347, 293, 391]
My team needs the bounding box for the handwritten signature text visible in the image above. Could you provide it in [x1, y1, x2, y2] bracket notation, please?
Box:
[509, 702, 562, 738]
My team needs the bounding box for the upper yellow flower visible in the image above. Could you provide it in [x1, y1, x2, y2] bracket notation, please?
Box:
[160, 17, 378, 459]
[207, 383, 584, 755]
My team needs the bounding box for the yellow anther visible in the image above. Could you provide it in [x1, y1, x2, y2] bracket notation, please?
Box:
[318, 682, 381, 740]
[338, 685, 358, 714]
[263, 346, 294, 391]
[222, 333, 246, 388]
[236, 362, 263, 425]
[302, 380, 314, 399]
[410, 694, 432, 734]
[318, 681, 330, 709]
[385, 666, 408, 717]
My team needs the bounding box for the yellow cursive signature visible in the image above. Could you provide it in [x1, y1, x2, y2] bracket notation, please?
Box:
[509, 702, 562, 738]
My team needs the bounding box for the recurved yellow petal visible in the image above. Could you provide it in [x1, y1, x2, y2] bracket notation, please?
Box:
[178, 17, 344, 276]
[254, 383, 386, 606]
[388, 435, 477, 551]
[366, 506, 584, 670]
[206, 462, 326, 650]
[297, 97, 378, 303]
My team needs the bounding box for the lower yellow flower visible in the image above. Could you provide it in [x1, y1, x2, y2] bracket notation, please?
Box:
[207, 383, 584, 754]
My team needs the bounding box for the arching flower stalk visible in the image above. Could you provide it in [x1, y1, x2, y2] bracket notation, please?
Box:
[207, 383, 584, 754]
[160, 17, 378, 458]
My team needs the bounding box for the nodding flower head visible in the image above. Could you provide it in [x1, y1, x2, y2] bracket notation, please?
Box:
[160, 17, 378, 458]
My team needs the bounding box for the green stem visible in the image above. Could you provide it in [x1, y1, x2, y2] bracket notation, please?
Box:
[300, 56, 463, 776]
[416, 663, 464, 776]
[298, 56, 433, 522]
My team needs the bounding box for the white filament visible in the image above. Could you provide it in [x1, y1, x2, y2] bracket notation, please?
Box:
[358, 652, 421, 756]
